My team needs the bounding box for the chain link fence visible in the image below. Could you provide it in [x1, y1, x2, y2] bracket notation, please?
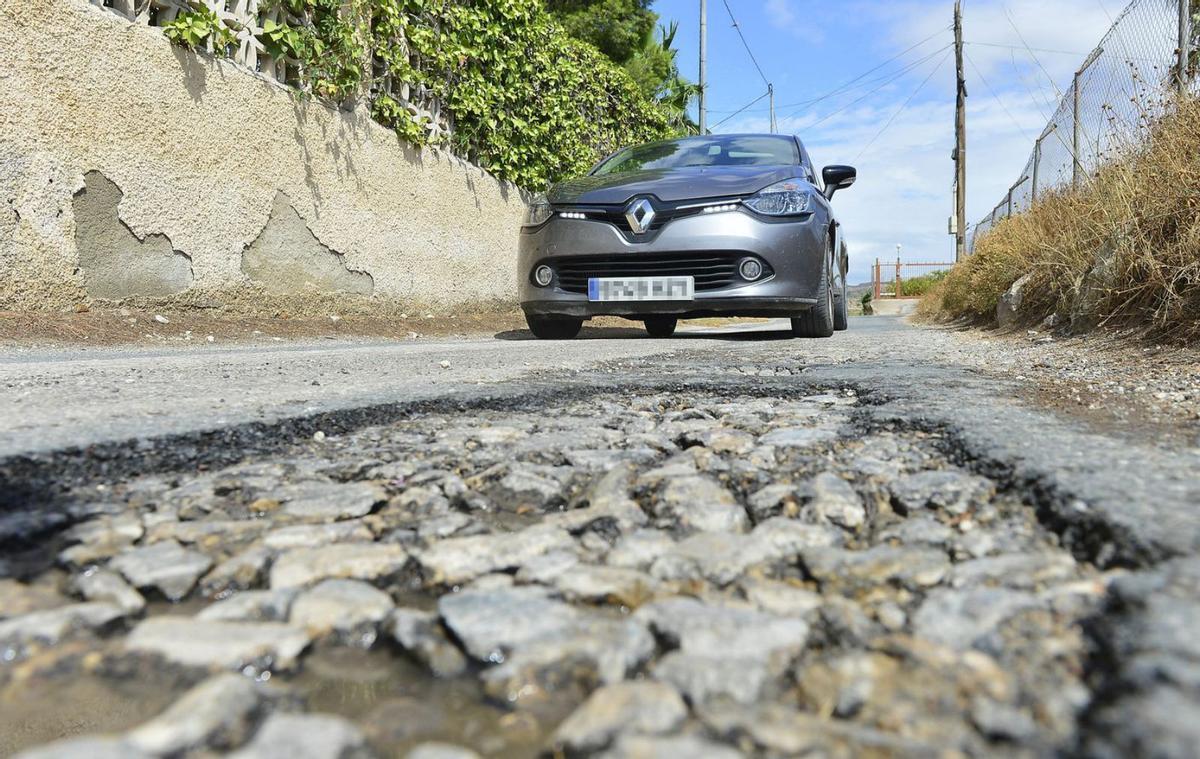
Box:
[970, 0, 1195, 250]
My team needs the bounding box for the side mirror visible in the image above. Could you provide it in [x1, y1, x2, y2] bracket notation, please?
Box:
[822, 165, 857, 199]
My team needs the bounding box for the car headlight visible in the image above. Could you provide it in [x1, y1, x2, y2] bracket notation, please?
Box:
[524, 194, 553, 227]
[743, 180, 813, 216]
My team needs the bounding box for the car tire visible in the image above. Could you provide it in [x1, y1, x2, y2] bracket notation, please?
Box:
[833, 280, 849, 331]
[792, 252, 836, 339]
[526, 315, 583, 340]
[644, 316, 678, 338]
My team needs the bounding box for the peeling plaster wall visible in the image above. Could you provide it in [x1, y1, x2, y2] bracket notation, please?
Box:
[74, 171, 194, 299]
[0, 0, 525, 313]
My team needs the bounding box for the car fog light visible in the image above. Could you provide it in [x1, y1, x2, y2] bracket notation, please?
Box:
[738, 258, 764, 281]
[534, 265, 554, 287]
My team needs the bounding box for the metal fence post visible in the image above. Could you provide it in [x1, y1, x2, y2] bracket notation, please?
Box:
[1072, 77, 1082, 188]
[895, 258, 903, 298]
[1180, 0, 1193, 95]
[1031, 138, 1042, 205]
[1073, 48, 1103, 189]
[874, 259, 881, 300]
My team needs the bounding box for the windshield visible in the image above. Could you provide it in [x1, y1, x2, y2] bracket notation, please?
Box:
[593, 135, 800, 176]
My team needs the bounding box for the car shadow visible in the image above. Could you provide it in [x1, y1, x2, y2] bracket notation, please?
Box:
[494, 327, 797, 342]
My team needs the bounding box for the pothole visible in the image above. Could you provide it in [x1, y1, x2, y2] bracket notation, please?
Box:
[1, 389, 1112, 757]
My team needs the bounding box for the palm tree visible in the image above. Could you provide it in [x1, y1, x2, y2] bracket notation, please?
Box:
[653, 22, 701, 135]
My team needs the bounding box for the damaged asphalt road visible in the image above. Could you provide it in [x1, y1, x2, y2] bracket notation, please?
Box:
[1, 316, 1198, 758]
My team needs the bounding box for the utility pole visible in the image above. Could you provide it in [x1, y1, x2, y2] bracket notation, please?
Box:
[699, 0, 708, 134]
[768, 84, 776, 133]
[953, 0, 967, 262]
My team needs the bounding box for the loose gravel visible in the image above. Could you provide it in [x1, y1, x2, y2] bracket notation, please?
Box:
[0, 386, 1135, 758]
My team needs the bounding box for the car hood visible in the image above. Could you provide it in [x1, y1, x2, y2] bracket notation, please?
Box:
[548, 166, 801, 205]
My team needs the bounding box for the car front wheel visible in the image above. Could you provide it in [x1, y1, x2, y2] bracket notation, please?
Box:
[526, 315, 583, 340]
[791, 252, 835, 339]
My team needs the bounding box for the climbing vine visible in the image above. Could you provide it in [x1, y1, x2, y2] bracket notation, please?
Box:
[161, 0, 671, 188]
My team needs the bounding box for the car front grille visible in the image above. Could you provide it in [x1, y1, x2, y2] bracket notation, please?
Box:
[584, 206, 704, 238]
[550, 252, 768, 295]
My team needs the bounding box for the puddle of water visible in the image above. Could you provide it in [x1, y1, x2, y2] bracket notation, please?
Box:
[0, 670, 181, 755]
[289, 647, 555, 757]
[0, 644, 557, 758]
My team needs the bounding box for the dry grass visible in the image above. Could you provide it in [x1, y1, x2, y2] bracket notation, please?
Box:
[920, 95, 1200, 341]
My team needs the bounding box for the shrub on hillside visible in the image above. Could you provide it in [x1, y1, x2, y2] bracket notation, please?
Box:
[920, 95, 1200, 340]
[897, 270, 948, 298]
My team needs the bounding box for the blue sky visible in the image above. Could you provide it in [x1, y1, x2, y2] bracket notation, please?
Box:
[651, 0, 1129, 283]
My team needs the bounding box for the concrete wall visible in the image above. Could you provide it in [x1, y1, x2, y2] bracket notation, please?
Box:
[0, 0, 526, 314]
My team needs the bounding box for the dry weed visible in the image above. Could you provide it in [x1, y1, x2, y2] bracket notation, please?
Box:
[920, 96, 1200, 341]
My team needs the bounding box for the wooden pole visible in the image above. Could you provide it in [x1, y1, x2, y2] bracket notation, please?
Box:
[699, 0, 708, 134]
[953, 0, 968, 262]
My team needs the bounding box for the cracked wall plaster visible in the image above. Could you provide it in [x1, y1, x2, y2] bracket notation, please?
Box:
[73, 171, 194, 299]
[242, 193, 373, 296]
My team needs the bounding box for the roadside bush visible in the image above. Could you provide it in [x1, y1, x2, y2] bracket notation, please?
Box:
[166, 0, 672, 188]
[920, 95, 1200, 340]
[897, 269, 948, 298]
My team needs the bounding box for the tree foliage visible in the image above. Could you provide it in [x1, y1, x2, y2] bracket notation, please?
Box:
[546, 0, 699, 124]
[161, 0, 674, 188]
[544, 0, 657, 65]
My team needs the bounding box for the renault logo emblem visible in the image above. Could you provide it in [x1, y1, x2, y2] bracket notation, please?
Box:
[624, 198, 656, 234]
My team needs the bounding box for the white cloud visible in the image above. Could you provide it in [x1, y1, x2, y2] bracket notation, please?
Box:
[763, 0, 828, 43]
[764, 0, 797, 28]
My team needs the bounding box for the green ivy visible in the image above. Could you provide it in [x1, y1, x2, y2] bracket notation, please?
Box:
[162, 6, 237, 50]
[161, 0, 671, 188]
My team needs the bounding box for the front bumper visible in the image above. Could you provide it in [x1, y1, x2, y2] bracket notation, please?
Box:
[518, 209, 827, 319]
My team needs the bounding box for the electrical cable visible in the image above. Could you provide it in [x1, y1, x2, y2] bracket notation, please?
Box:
[1004, 8, 1065, 99]
[778, 25, 953, 119]
[719, 0, 771, 89]
[800, 43, 954, 130]
[707, 24, 951, 116]
[853, 48, 954, 160]
[965, 41, 1088, 57]
[965, 49, 1036, 140]
[710, 90, 771, 130]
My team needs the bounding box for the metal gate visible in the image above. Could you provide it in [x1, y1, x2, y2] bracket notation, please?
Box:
[872, 259, 954, 299]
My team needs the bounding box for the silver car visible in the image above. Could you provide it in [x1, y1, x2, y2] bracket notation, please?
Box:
[517, 133, 857, 340]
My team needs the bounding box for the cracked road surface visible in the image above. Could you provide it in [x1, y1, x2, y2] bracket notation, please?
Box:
[1, 317, 1198, 758]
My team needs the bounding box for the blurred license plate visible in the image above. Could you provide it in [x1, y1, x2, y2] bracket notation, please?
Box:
[588, 276, 695, 302]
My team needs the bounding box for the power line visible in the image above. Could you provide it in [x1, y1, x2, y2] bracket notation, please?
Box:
[965, 49, 1035, 140]
[779, 25, 952, 119]
[799, 44, 954, 130]
[854, 48, 954, 160]
[966, 41, 1087, 56]
[719, 0, 771, 89]
[1007, 50, 1058, 121]
[706, 24, 952, 117]
[1004, 8, 1064, 99]
[710, 90, 771, 130]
